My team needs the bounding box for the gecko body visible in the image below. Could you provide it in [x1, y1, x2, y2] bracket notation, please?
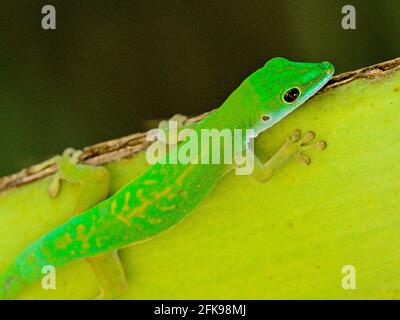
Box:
[0, 58, 334, 299]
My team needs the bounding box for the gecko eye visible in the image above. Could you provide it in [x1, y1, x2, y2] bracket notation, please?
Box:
[283, 88, 300, 103]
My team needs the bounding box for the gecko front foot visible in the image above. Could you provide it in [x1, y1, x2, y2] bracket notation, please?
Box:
[250, 129, 326, 183]
[158, 114, 188, 132]
[282, 129, 326, 165]
[154, 114, 192, 153]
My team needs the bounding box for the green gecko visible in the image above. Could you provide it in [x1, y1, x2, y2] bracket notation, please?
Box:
[0, 57, 334, 299]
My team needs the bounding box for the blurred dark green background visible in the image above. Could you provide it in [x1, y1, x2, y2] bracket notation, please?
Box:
[1, 0, 399, 176]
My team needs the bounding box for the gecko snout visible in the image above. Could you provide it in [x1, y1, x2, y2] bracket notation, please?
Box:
[320, 61, 335, 77]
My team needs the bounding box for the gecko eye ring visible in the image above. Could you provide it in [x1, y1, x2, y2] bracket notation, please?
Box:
[283, 88, 300, 103]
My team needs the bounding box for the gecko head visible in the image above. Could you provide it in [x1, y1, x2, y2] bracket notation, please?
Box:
[252, 57, 334, 136]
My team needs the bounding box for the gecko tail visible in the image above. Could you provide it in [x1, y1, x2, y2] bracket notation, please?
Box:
[0, 265, 28, 300]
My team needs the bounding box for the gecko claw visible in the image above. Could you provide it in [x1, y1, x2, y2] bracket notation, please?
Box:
[314, 140, 327, 150]
[296, 152, 311, 165]
[298, 131, 315, 144]
[48, 177, 61, 198]
[289, 129, 301, 142]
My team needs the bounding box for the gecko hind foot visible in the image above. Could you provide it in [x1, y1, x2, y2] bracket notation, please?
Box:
[28, 148, 83, 198]
[47, 148, 83, 197]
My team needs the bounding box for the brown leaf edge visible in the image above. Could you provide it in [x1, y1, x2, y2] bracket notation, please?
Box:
[1, 57, 399, 193]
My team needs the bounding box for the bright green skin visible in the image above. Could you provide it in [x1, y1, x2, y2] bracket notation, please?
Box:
[0, 57, 334, 299]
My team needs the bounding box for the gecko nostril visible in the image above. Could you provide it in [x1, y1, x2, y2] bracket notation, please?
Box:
[262, 115, 270, 121]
